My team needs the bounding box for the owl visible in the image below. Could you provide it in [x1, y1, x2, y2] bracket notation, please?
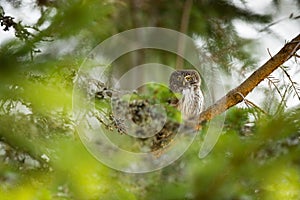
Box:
[169, 70, 204, 120]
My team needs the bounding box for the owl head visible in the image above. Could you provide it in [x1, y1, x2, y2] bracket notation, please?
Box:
[169, 70, 201, 93]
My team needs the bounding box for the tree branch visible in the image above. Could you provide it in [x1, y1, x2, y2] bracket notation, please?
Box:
[197, 34, 300, 127]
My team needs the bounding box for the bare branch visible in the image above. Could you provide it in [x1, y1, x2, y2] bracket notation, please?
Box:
[197, 34, 300, 128]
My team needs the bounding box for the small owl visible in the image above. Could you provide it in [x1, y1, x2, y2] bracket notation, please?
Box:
[169, 70, 204, 120]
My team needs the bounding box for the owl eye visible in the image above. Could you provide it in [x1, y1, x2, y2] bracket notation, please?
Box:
[185, 75, 192, 82]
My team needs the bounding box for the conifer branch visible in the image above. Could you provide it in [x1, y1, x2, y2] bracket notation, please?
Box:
[197, 34, 300, 127]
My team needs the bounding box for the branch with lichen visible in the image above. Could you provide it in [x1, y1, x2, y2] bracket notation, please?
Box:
[80, 34, 300, 153]
[197, 34, 300, 128]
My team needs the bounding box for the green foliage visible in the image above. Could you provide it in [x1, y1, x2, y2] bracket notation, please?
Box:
[224, 107, 252, 134]
[142, 108, 300, 200]
[136, 83, 182, 122]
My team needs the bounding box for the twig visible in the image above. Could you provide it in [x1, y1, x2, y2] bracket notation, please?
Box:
[280, 66, 300, 100]
[274, 85, 289, 115]
[236, 92, 268, 120]
[267, 48, 273, 58]
[244, 99, 268, 116]
[266, 76, 283, 99]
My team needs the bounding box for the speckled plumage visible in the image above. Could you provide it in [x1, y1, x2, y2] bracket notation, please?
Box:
[169, 70, 204, 120]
